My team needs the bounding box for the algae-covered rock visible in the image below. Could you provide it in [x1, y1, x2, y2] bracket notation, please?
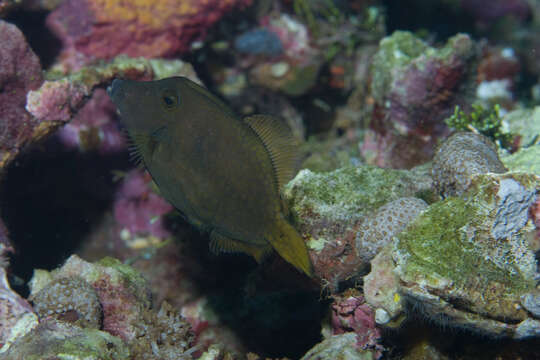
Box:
[300, 333, 378, 360]
[502, 106, 540, 148]
[390, 172, 539, 338]
[432, 132, 507, 197]
[28, 255, 194, 359]
[0, 319, 130, 360]
[283, 165, 433, 289]
[363, 31, 478, 168]
[502, 144, 540, 175]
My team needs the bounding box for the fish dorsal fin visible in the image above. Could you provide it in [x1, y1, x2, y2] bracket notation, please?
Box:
[243, 115, 299, 190]
[209, 230, 272, 263]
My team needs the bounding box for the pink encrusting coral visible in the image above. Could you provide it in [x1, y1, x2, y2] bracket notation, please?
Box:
[0, 20, 44, 173]
[56, 88, 126, 153]
[362, 31, 478, 168]
[46, 0, 253, 68]
[113, 170, 174, 245]
[330, 293, 384, 358]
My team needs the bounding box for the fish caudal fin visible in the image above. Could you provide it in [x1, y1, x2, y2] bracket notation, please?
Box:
[267, 216, 313, 277]
[209, 230, 272, 263]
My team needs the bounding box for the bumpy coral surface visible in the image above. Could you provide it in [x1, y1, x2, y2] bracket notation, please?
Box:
[28, 255, 194, 358]
[300, 333, 377, 360]
[0, 319, 130, 360]
[283, 165, 433, 289]
[363, 31, 478, 168]
[29, 255, 152, 341]
[432, 132, 507, 197]
[30, 276, 102, 329]
[47, 0, 252, 65]
[355, 197, 427, 263]
[0, 20, 43, 174]
[391, 173, 539, 337]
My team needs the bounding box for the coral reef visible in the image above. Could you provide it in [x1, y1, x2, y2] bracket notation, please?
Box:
[46, 0, 252, 68]
[26, 56, 198, 154]
[27, 255, 194, 358]
[30, 276, 102, 329]
[370, 173, 539, 338]
[0, 268, 35, 349]
[283, 165, 433, 289]
[362, 31, 478, 168]
[355, 197, 428, 264]
[330, 292, 383, 357]
[432, 132, 507, 197]
[0, 319, 130, 360]
[300, 333, 378, 360]
[0, 20, 43, 175]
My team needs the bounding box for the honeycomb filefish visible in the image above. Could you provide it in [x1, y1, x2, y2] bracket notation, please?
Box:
[107, 76, 313, 276]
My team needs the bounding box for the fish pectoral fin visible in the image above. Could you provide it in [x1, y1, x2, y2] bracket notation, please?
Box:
[209, 231, 272, 263]
[243, 114, 300, 190]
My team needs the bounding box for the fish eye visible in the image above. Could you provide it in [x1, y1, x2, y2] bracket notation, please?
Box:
[161, 89, 178, 109]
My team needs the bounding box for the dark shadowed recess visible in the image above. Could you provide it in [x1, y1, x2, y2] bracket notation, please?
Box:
[175, 233, 326, 359]
[5, 9, 62, 69]
[0, 138, 131, 296]
[384, 0, 476, 42]
[381, 302, 540, 359]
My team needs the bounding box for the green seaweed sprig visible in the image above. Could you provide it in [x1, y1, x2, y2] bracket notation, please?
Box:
[445, 104, 515, 150]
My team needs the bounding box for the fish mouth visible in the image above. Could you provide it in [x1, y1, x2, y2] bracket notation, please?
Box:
[107, 78, 125, 100]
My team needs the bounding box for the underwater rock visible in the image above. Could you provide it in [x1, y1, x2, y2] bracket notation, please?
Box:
[249, 60, 322, 97]
[234, 28, 283, 56]
[476, 47, 520, 107]
[330, 292, 383, 357]
[0, 318, 130, 360]
[363, 31, 478, 168]
[113, 169, 173, 250]
[30, 276, 102, 329]
[300, 333, 378, 360]
[432, 132, 507, 198]
[0, 268, 35, 351]
[502, 144, 540, 175]
[28, 255, 194, 358]
[380, 172, 539, 338]
[56, 88, 126, 153]
[355, 197, 428, 264]
[502, 106, 540, 149]
[29, 255, 152, 341]
[0, 20, 44, 175]
[362, 246, 402, 326]
[26, 57, 198, 153]
[283, 165, 433, 290]
[46, 0, 252, 65]
[0, 219, 13, 269]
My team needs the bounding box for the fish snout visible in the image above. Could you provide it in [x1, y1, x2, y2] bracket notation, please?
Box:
[107, 78, 126, 100]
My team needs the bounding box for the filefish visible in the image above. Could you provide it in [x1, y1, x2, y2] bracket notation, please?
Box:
[107, 76, 313, 276]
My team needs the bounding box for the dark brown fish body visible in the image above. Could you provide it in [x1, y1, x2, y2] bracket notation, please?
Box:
[108, 76, 312, 276]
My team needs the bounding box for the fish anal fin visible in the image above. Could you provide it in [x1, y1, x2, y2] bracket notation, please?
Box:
[243, 115, 299, 190]
[209, 231, 272, 263]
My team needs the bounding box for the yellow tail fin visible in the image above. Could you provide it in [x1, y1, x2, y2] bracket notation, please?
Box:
[267, 216, 314, 277]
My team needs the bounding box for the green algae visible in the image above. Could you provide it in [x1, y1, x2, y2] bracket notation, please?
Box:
[284, 165, 434, 227]
[502, 144, 540, 174]
[394, 174, 538, 315]
[445, 104, 515, 149]
[370, 31, 474, 102]
[0, 321, 129, 360]
[370, 31, 428, 100]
